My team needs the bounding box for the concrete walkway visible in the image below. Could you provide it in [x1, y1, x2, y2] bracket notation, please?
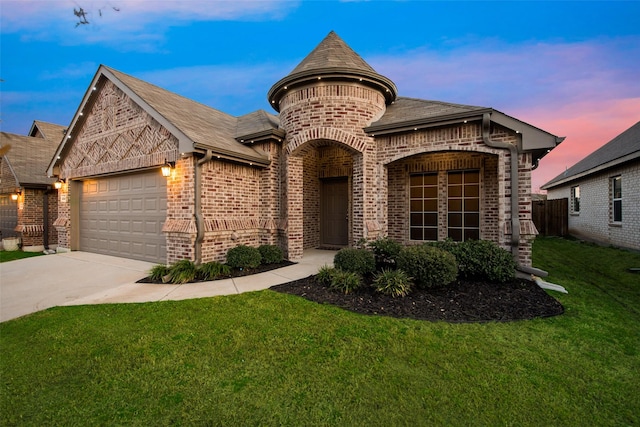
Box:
[0, 250, 335, 322]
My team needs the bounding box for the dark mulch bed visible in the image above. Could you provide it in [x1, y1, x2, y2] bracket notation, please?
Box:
[271, 276, 564, 323]
[137, 260, 296, 283]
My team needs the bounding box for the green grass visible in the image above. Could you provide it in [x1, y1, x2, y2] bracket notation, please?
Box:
[1, 237, 639, 426]
[0, 250, 43, 263]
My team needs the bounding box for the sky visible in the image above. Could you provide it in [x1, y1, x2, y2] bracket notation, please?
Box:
[1, 0, 639, 192]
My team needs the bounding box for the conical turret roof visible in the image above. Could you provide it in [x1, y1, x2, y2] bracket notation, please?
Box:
[268, 31, 397, 111]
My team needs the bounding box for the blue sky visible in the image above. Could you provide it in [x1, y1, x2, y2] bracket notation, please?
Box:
[1, 0, 639, 191]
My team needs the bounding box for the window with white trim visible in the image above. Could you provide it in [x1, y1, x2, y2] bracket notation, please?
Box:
[612, 176, 622, 223]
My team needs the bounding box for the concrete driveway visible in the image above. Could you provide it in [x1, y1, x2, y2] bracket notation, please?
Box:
[0, 252, 154, 322]
[0, 250, 334, 323]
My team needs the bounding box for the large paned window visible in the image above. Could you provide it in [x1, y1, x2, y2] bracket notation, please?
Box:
[409, 173, 438, 241]
[447, 170, 480, 241]
[612, 176, 622, 222]
[571, 186, 580, 213]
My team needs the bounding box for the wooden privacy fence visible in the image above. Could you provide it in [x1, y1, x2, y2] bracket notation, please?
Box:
[532, 198, 568, 237]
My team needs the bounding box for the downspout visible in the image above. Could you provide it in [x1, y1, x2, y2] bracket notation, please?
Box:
[481, 113, 548, 277]
[194, 149, 213, 265]
[43, 189, 49, 250]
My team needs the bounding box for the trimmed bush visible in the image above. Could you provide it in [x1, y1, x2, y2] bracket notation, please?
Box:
[368, 237, 403, 270]
[258, 245, 284, 265]
[167, 259, 198, 284]
[329, 269, 363, 295]
[197, 262, 231, 281]
[316, 265, 337, 286]
[149, 264, 170, 283]
[451, 240, 516, 283]
[397, 245, 458, 289]
[333, 248, 376, 276]
[226, 245, 262, 270]
[373, 269, 413, 298]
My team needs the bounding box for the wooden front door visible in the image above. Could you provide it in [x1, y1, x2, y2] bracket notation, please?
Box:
[321, 177, 349, 247]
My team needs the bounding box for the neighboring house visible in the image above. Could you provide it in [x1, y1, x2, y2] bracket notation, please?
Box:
[0, 121, 65, 251]
[542, 121, 640, 250]
[47, 31, 563, 267]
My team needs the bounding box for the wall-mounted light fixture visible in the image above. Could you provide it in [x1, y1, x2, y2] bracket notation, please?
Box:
[11, 189, 21, 201]
[161, 161, 175, 177]
[54, 179, 64, 190]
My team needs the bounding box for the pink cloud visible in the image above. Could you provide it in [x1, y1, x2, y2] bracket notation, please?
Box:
[521, 98, 640, 192]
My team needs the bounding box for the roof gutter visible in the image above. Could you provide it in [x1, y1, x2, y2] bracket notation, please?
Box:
[194, 149, 213, 265]
[482, 113, 548, 278]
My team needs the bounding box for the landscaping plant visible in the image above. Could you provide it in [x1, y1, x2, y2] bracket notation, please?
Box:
[333, 248, 376, 276]
[372, 269, 413, 297]
[258, 244, 284, 265]
[167, 259, 198, 284]
[449, 239, 516, 282]
[197, 262, 231, 281]
[396, 244, 458, 288]
[226, 245, 262, 270]
[367, 237, 403, 270]
[329, 269, 363, 294]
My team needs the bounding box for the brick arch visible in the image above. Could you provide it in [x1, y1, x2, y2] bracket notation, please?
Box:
[287, 127, 366, 155]
[381, 144, 504, 166]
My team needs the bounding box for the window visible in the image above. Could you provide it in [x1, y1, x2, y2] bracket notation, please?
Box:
[409, 173, 438, 240]
[571, 186, 580, 213]
[612, 176, 622, 222]
[447, 170, 480, 241]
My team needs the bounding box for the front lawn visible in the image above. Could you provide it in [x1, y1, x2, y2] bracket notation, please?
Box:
[0, 250, 43, 263]
[1, 237, 639, 426]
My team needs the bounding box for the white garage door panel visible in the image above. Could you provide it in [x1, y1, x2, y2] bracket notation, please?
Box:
[80, 172, 167, 263]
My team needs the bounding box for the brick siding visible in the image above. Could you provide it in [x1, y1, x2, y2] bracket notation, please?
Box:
[547, 161, 639, 250]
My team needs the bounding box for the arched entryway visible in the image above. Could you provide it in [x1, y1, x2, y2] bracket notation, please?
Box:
[287, 140, 358, 256]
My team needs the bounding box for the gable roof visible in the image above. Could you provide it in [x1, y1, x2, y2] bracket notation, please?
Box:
[542, 121, 640, 189]
[48, 65, 270, 176]
[366, 97, 564, 164]
[1, 132, 58, 187]
[268, 31, 397, 110]
[28, 120, 66, 142]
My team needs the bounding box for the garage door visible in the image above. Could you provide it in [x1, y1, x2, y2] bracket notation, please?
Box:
[0, 194, 18, 240]
[80, 171, 167, 263]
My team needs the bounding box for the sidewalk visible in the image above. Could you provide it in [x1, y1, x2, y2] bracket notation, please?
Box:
[1, 249, 335, 322]
[64, 249, 335, 307]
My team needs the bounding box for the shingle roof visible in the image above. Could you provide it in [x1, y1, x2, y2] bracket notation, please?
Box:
[542, 121, 640, 189]
[268, 31, 397, 110]
[235, 110, 284, 142]
[29, 121, 66, 142]
[1, 132, 58, 186]
[366, 97, 491, 132]
[105, 67, 269, 164]
[290, 30, 379, 76]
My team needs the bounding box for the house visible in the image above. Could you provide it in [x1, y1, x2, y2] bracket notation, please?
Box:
[47, 31, 564, 269]
[0, 121, 65, 251]
[542, 121, 640, 250]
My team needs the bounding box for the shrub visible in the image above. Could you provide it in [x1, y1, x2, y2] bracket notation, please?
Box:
[226, 245, 262, 270]
[373, 269, 413, 298]
[149, 264, 170, 283]
[258, 245, 284, 265]
[368, 237, 403, 270]
[316, 265, 337, 286]
[329, 269, 363, 295]
[397, 245, 458, 289]
[197, 261, 231, 281]
[167, 259, 198, 284]
[452, 240, 516, 283]
[333, 248, 376, 276]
